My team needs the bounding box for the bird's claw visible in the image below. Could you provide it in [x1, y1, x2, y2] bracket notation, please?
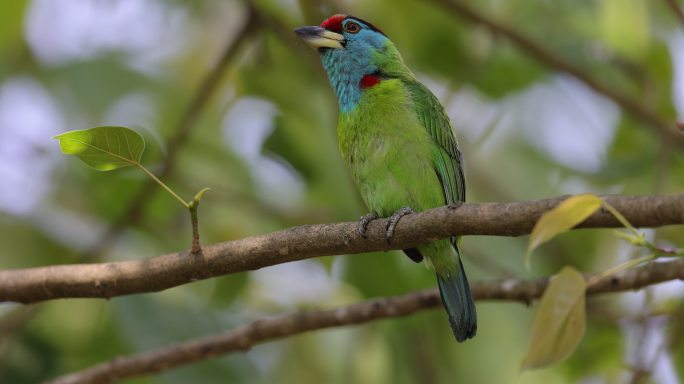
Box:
[386, 206, 415, 241]
[447, 202, 463, 210]
[357, 212, 379, 238]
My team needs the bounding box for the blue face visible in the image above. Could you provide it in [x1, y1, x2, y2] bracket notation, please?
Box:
[320, 18, 389, 113]
[338, 18, 387, 51]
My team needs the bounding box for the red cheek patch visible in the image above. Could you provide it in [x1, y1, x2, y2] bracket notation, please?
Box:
[360, 74, 382, 89]
[321, 14, 346, 32]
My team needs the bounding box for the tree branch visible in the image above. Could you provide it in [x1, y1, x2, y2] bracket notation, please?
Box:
[46, 258, 684, 384]
[433, 0, 684, 144]
[1, 194, 682, 303]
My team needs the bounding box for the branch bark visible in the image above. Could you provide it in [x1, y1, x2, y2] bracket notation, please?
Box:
[433, 0, 684, 144]
[46, 258, 684, 384]
[1, 193, 682, 303]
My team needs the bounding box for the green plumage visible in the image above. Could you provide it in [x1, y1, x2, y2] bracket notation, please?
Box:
[295, 15, 477, 341]
[338, 63, 476, 341]
[339, 76, 454, 267]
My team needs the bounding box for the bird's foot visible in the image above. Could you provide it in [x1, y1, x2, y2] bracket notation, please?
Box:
[447, 201, 463, 210]
[357, 212, 379, 238]
[386, 206, 415, 241]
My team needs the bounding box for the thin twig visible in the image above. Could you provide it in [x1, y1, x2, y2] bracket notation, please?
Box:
[46, 258, 684, 384]
[1, 193, 682, 303]
[432, 0, 683, 143]
[0, 5, 261, 350]
[83, 6, 259, 259]
[188, 187, 210, 255]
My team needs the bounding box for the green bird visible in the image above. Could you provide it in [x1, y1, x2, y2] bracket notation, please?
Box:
[295, 14, 476, 341]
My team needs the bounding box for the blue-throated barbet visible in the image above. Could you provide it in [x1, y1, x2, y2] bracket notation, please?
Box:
[295, 14, 476, 342]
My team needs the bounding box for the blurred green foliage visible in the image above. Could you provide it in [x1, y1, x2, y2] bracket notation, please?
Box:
[0, 0, 683, 383]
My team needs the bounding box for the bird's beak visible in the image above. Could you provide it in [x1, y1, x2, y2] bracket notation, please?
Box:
[294, 26, 345, 50]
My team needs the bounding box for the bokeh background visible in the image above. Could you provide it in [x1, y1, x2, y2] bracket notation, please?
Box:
[1, 0, 683, 383]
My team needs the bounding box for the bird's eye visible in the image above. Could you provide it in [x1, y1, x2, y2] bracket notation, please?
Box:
[344, 21, 360, 34]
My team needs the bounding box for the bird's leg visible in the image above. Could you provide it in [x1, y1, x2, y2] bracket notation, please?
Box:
[357, 212, 379, 238]
[386, 206, 415, 241]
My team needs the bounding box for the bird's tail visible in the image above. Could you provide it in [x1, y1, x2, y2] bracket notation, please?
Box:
[436, 246, 477, 342]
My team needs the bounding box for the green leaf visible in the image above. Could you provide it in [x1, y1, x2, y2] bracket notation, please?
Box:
[525, 194, 602, 268]
[192, 187, 211, 206]
[521, 266, 587, 370]
[54, 126, 145, 171]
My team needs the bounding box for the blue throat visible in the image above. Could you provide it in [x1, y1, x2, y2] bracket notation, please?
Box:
[319, 31, 387, 114]
[321, 48, 372, 113]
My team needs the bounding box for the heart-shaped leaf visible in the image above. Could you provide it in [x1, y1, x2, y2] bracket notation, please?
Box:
[521, 266, 587, 370]
[54, 126, 145, 171]
[525, 194, 602, 268]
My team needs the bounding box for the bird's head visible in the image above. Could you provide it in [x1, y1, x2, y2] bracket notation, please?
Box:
[294, 14, 387, 53]
[295, 15, 407, 112]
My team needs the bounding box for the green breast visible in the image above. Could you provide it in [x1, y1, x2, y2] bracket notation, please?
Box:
[337, 79, 446, 217]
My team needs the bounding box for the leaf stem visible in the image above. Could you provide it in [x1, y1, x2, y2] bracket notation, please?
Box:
[602, 201, 640, 236]
[135, 163, 189, 208]
[586, 254, 655, 287]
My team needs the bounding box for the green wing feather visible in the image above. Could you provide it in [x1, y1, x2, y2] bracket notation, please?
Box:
[403, 79, 465, 204]
[403, 79, 477, 341]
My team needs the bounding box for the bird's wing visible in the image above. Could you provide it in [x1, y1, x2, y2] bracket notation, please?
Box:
[403, 79, 465, 203]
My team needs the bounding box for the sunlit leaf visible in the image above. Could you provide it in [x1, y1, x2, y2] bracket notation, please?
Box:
[521, 266, 587, 370]
[54, 126, 145, 171]
[525, 194, 602, 268]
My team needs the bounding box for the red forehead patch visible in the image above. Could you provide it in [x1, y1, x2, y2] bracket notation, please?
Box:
[320, 14, 347, 32]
